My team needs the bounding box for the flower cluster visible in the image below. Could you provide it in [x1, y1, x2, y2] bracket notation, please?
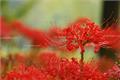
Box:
[1, 16, 120, 52]
[2, 54, 109, 80]
[105, 65, 120, 80]
[0, 17, 12, 39]
[62, 18, 104, 53]
[1, 17, 120, 80]
[40, 53, 109, 80]
[3, 65, 47, 80]
[49, 18, 120, 54]
[102, 26, 120, 51]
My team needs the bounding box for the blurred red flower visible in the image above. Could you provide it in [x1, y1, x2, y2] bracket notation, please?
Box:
[105, 65, 120, 80]
[3, 65, 47, 80]
[0, 17, 12, 39]
[11, 20, 53, 47]
[3, 57, 109, 80]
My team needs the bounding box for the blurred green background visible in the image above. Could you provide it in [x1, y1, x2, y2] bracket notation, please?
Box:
[23, 0, 102, 29]
[1, 0, 102, 28]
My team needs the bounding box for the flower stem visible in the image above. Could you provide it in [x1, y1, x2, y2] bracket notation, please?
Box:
[81, 53, 84, 63]
[80, 53, 84, 78]
[80, 52, 84, 69]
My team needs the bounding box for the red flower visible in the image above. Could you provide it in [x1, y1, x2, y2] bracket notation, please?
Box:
[37, 51, 60, 66]
[0, 17, 12, 39]
[2, 18, 120, 80]
[36, 53, 108, 80]
[14, 53, 26, 64]
[51, 18, 120, 54]
[11, 21, 53, 47]
[3, 57, 109, 80]
[102, 26, 120, 51]
[105, 65, 120, 80]
[3, 65, 47, 80]
[58, 58, 108, 80]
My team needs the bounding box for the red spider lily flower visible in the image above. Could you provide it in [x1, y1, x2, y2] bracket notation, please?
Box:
[37, 51, 60, 66]
[105, 65, 120, 80]
[3, 57, 109, 80]
[0, 17, 12, 40]
[2, 18, 120, 80]
[50, 18, 120, 54]
[62, 18, 106, 53]
[36, 53, 108, 80]
[3, 65, 47, 80]
[47, 18, 120, 64]
[11, 20, 54, 48]
[102, 26, 120, 51]
[14, 53, 26, 65]
[48, 18, 101, 53]
[58, 58, 108, 80]
[40, 52, 61, 78]
[47, 27, 67, 49]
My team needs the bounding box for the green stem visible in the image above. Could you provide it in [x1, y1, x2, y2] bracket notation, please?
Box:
[81, 53, 84, 64]
[80, 52, 84, 79]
